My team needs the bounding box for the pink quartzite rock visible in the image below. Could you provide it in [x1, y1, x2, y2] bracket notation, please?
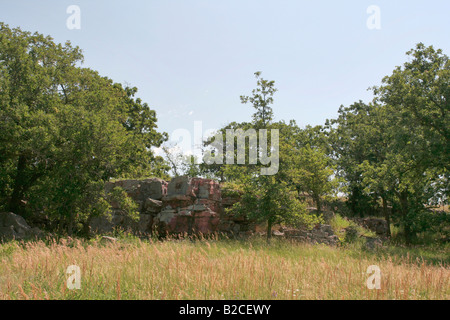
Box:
[162, 195, 195, 210]
[191, 178, 221, 201]
[153, 208, 220, 235]
[196, 199, 221, 213]
[99, 177, 245, 237]
[193, 210, 220, 234]
[166, 176, 221, 201]
[143, 198, 163, 214]
[166, 176, 196, 198]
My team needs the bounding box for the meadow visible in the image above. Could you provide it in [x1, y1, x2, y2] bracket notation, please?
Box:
[0, 236, 448, 300]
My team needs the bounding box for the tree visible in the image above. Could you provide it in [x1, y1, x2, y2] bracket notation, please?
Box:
[326, 101, 382, 218]
[371, 44, 449, 243]
[202, 71, 277, 180]
[201, 121, 257, 182]
[161, 143, 201, 178]
[230, 173, 320, 242]
[217, 73, 323, 241]
[0, 24, 167, 235]
[240, 71, 277, 128]
[296, 145, 339, 214]
[326, 44, 449, 243]
[270, 121, 339, 215]
[373, 43, 449, 173]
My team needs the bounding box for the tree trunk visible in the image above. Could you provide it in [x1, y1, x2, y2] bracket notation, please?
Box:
[314, 194, 322, 214]
[350, 187, 364, 218]
[381, 195, 391, 237]
[266, 219, 273, 243]
[8, 155, 27, 215]
[82, 216, 93, 239]
[67, 217, 74, 237]
[67, 209, 77, 237]
[399, 191, 412, 244]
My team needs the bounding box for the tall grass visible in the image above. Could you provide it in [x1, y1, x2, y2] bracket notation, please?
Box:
[0, 237, 448, 300]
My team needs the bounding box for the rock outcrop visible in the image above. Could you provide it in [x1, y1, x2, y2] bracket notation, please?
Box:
[153, 177, 221, 235]
[90, 176, 256, 237]
[281, 224, 339, 245]
[355, 217, 389, 237]
[90, 178, 168, 235]
[0, 212, 43, 241]
[89, 177, 344, 245]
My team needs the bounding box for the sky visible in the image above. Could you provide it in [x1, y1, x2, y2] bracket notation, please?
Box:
[1, 0, 449, 151]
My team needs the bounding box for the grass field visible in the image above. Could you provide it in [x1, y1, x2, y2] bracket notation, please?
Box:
[0, 237, 448, 300]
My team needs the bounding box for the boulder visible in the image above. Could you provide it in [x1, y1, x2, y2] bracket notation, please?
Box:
[353, 218, 389, 237]
[139, 178, 168, 201]
[363, 236, 383, 250]
[162, 195, 195, 210]
[167, 176, 196, 198]
[89, 215, 115, 235]
[106, 178, 168, 202]
[138, 214, 153, 234]
[192, 210, 220, 234]
[100, 236, 118, 244]
[283, 224, 339, 245]
[98, 177, 228, 237]
[142, 198, 163, 214]
[0, 212, 43, 241]
[196, 198, 221, 213]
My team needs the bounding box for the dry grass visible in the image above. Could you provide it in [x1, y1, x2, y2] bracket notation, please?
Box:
[0, 237, 448, 300]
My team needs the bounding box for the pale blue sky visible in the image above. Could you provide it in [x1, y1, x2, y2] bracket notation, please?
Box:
[1, 0, 449, 142]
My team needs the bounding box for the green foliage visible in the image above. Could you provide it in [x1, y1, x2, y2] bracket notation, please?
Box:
[231, 174, 322, 232]
[0, 23, 167, 235]
[107, 187, 139, 222]
[268, 121, 341, 214]
[295, 144, 340, 212]
[374, 43, 449, 172]
[326, 43, 449, 243]
[329, 214, 376, 244]
[215, 73, 326, 241]
[240, 71, 277, 128]
[220, 182, 243, 198]
[201, 120, 256, 181]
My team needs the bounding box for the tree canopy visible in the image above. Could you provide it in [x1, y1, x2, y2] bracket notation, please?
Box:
[0, 23, 167, 235]
[326, 43, 449, 243]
